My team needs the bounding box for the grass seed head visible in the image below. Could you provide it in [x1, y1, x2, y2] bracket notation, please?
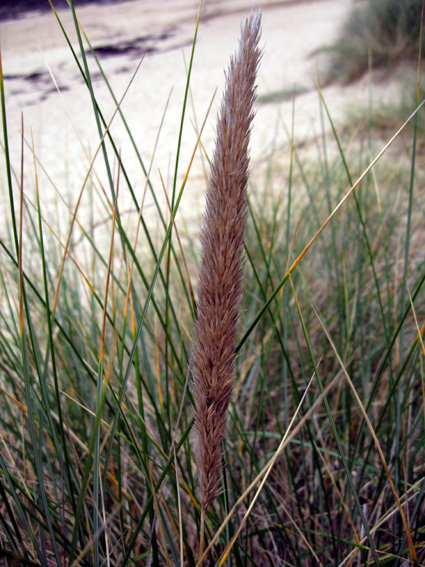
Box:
[191, 9, 262, 512]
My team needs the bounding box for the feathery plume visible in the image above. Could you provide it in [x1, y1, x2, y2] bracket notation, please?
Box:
[191, 10, 262, 513]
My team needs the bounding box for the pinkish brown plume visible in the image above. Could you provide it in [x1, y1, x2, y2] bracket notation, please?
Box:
[191, 10, 262, 512]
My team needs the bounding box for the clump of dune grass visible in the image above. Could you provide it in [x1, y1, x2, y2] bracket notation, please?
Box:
[314, 0, 425, 84]
[190, 8, 261, 555]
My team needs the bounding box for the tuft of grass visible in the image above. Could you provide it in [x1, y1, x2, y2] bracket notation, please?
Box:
[313, 0, 425, 85]
[0, 1, 425, 566]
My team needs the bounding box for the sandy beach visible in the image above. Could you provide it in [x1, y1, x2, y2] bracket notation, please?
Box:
[0, 0, 394, 239]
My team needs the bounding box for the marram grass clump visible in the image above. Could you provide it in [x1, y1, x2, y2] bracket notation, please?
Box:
[191, 10, 262, 515]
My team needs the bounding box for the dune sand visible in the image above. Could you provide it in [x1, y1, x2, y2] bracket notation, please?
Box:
[0, 0, 391, 239]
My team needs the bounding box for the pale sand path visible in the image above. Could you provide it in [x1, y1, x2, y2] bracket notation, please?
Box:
[0, 0, 393, 243]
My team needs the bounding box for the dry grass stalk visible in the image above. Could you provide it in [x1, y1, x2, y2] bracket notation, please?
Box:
[191, 9, 262, 515]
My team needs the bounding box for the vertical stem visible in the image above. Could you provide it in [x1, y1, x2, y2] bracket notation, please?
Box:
[199, 508, 205, 566]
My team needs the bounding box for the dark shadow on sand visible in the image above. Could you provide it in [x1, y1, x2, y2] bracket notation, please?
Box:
[0, 0, 137, 21]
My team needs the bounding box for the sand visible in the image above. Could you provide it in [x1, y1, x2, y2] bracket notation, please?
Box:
[0, 0, 394, 241]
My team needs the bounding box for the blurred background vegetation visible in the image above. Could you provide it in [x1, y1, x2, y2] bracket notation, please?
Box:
[314, 0, 424, 84]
